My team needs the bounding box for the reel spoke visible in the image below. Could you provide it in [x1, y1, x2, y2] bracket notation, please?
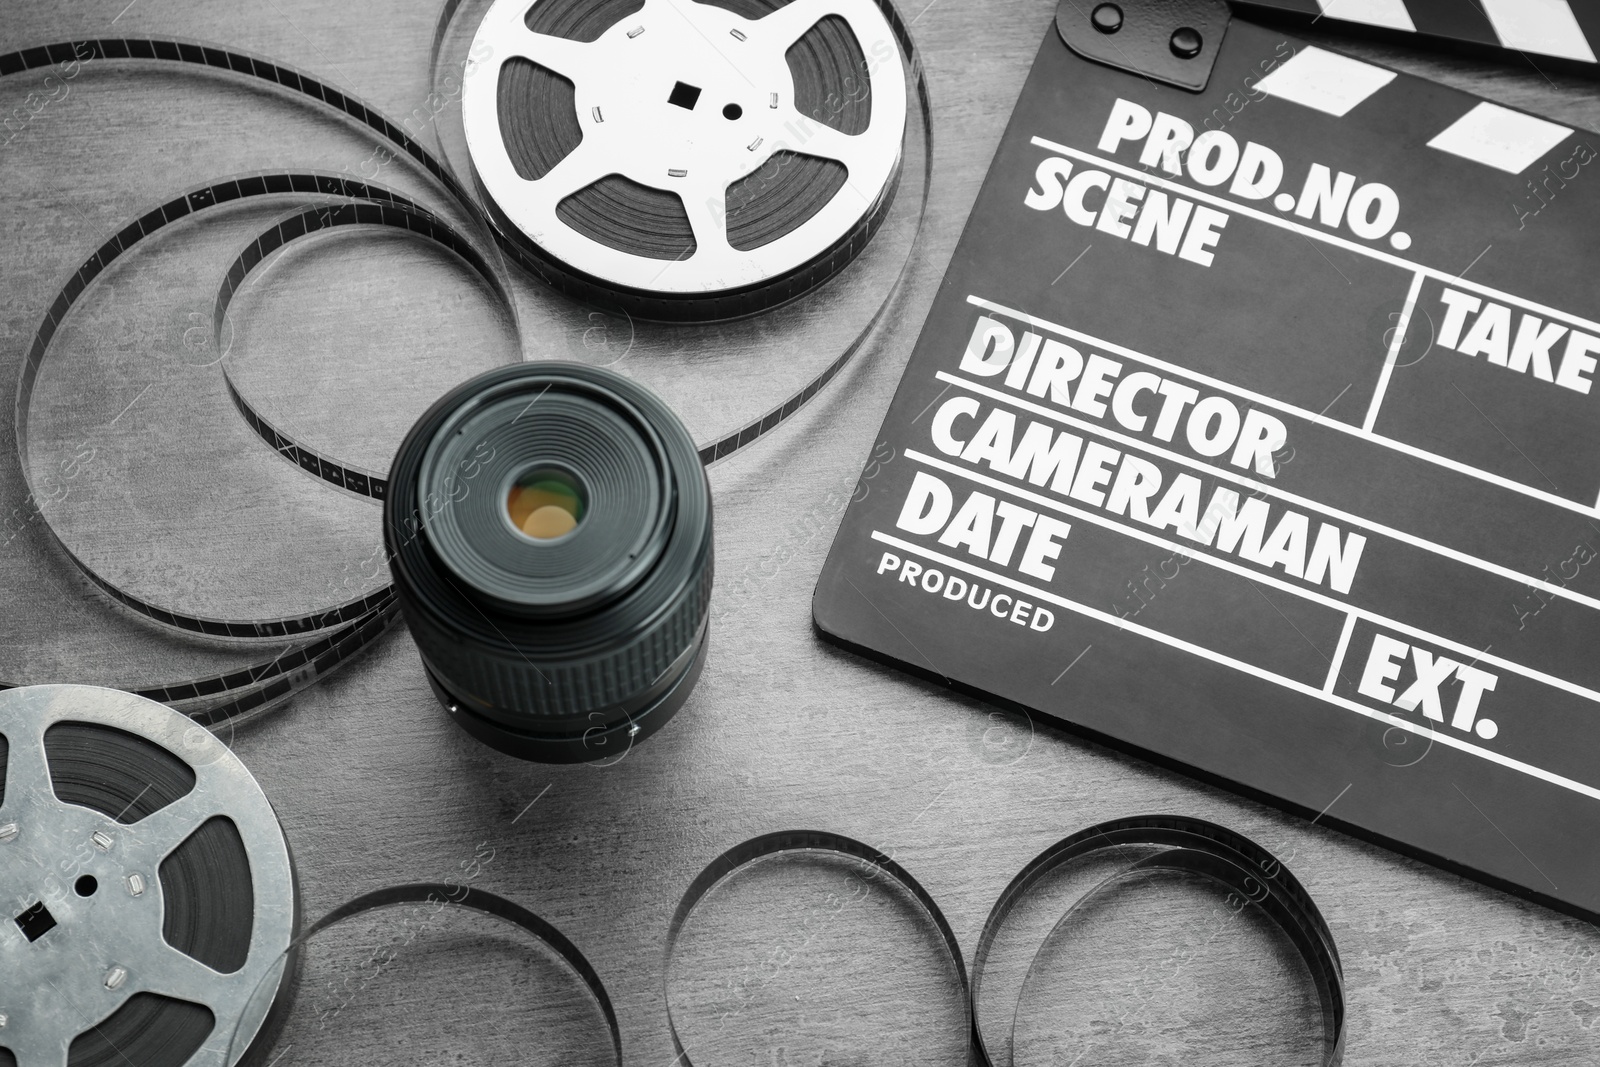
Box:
[8, 1029, 72, 1067]
[528, 135, 618, 200]
[756, 0, 856, 52]
[682, 180, 737, 258]
[123, 787, 227, 864]
[780, 114, 872, 174]
[507, 25, 608, 85]
[0, 722, 52, 816]
[143, 942, 242, 1011]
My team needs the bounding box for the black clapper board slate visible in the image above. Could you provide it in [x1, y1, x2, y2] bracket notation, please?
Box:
[814, 12, 1600, 919]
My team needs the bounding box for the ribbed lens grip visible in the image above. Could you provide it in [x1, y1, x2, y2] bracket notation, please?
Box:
[404, 559, 711, 726]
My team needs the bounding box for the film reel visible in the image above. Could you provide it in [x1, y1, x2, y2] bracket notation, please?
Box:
[0, 684, 297, 1067]
[462, 0, 907, 319]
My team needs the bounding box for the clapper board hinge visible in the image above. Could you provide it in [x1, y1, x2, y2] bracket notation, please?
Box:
[1055, 0, 1232, 93]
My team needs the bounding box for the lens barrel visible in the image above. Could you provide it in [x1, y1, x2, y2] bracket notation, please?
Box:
[384, 363, 712, 762]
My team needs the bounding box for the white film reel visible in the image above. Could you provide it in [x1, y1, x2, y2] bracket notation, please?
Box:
[462, 0, 908, 299]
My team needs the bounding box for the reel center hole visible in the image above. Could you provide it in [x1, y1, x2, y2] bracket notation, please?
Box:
[507, 468, 587, 541]
[15, 900, 57, 942]
[722, 103, 742, 120]
[76, 875, 99, 897]
[668, 81, 702, 110]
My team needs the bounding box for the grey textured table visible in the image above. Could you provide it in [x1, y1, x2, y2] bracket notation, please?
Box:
[3, 2, 1600, 1065]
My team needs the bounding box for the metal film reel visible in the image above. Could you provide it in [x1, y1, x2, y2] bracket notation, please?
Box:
[463, 0, 908, 316]
[0, 685, 295, 1067]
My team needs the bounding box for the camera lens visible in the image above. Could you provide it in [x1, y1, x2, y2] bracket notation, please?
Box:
[384, 363, 712, 763]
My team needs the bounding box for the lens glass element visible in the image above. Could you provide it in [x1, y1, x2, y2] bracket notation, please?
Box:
[507, 467, 585, 540]
[416, 383, 670, 617]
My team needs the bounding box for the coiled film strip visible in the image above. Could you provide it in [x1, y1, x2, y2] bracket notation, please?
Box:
[0, 0, 934, 724]
[666, 818, 1346, 1066]
[215, 196, 519, 503]
[228, 882, 625, 1067]
[8, 174, 434, 728]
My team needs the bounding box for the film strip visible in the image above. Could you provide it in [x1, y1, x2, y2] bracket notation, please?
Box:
[6, 173, 425, 729]
[666, 820, 1346, 1065]
[0, 0, 935, 724]
[0, 685, 1343, 1065]
[214, 197, 520, 502]
[229, 882, 626, 1067]
[970, 816, 1345, 1066]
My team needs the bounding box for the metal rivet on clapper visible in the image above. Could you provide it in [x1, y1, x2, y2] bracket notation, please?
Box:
[92, 830, 114, 851]
[104, 966, 127, 991]
[1091, 4, 1122, 34]
[1170, 26, 1202, 58]
[0, 822, 17, 842]
[126, 873, 146, 897]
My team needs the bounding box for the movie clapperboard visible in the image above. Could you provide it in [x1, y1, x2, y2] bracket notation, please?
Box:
[815, 1, 1600, 919]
